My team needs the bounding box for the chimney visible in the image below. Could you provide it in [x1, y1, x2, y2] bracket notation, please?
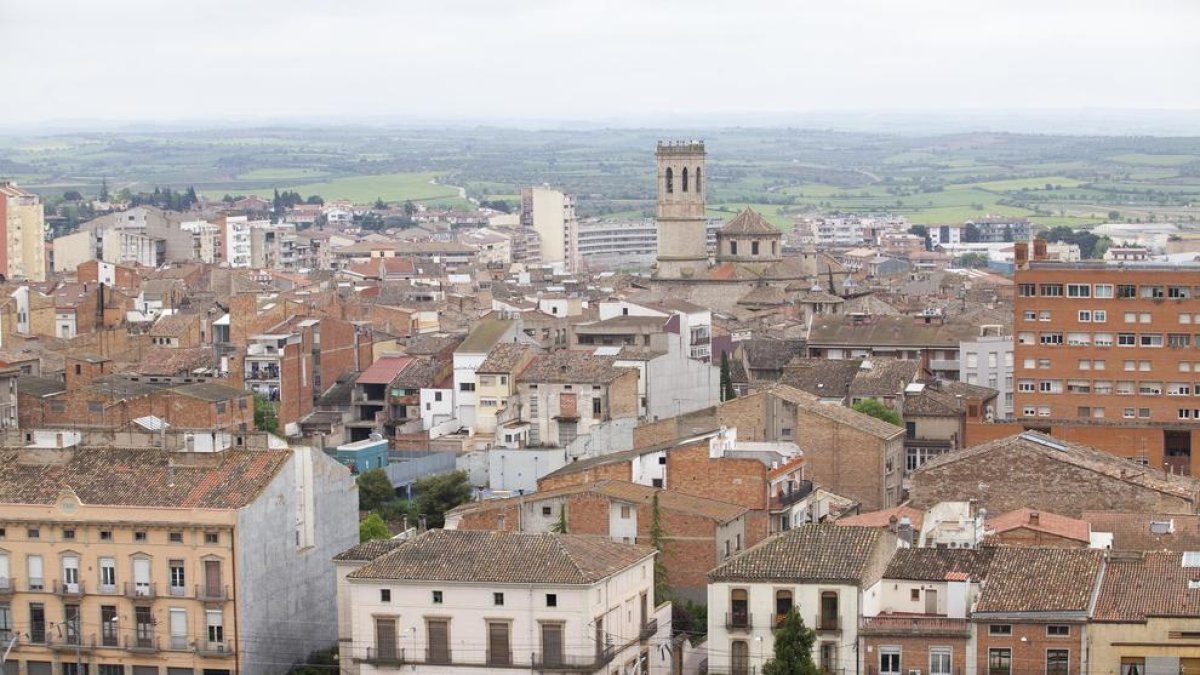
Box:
[1033, 237, 1048, 261]
[1014, 242, 1029, 269]
[1029, 511, 1040, 526]
[897, 515, 914, 546]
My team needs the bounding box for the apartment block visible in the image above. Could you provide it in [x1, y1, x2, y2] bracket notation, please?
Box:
[1013, 262, 1200, 473]
[520, 187, 579, 271]
[0, 441, 358, 675]
[0, 183, 47, 282]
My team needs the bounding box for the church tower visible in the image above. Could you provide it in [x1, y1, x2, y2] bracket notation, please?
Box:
[654, 140, 707, 278]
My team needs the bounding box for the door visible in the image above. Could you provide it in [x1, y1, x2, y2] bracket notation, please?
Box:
[487, 621, 511, 665]
[204, 560, 222, 597]
[99, 558, 116, 593]
[133, 558, 151, 595]
[0, 554, 8, 591]
[27, 555, 44, 590]
[731, 641, 749, 675]
[169, 608, 188, 650]
[63, 555, 80, 593]
[373, 617, 396, 661]
[925, 588, 938, 615]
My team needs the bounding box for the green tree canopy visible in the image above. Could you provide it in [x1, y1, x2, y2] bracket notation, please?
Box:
[252, 394, 278, 434]
[851, 398, 902, 426]
[720, 351, 737, 402]
[358, 513, 391, 543]
[413, 471, 473, 528]
[762, 609, 820, 675]
[357, 468, 396, 512]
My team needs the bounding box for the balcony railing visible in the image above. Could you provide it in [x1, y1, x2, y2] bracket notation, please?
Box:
[0, 577, 11, 595]
[640, 618, 659, 641]
[54, 579, 86, 596]
[534, 645, 615, 671]
[770, 481, 814, 510]
[866, 668, 960, 675]
[860, 615, 971, 638]
[363, 646, 406, 665]
[197, 584, 230, 602]
[26, 578, 46, 592]
[125, 635, 160, 652]
[196, 639, 235, 657]
[124, 582, 157, 600]
[98, 582, 119, 595]
[725, 612, 753, 631]
[49, 633, 96, 651]
[817, 615, 841, 632]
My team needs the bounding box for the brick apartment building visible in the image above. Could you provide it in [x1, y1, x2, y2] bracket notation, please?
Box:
[1012, 259, 1200, 474]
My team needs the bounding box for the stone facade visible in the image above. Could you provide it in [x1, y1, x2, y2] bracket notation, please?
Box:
[654, 141, 708, 279]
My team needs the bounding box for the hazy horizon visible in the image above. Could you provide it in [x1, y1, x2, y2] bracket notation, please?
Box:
[2, 0, 1198, 136]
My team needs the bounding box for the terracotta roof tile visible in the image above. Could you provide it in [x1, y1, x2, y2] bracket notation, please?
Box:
[986, 508, 1091, 544]
[1093, 551, 1200, 621]
[708, 524, 888, 584]
[884, 547, 995, 581]
[973, 548, 1102, 614]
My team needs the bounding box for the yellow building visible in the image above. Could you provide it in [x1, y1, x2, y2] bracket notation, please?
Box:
[473, 343, 533, 439]
[0, 183, 47, 282]
[1090, 551, 1200, 674]
[0, 441, 358, 675]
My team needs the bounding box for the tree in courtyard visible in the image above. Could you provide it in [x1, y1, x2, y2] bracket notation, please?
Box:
[852, 398, 902, 426]
[761, 609, 820, 675]
[252, 394, 278, 434]
[358, 513, 391, 542]
[650, 494, 671, 601]
[551, 507, 568, 534]
[413, 471, 473, 528]
[357, 469, 396, 512]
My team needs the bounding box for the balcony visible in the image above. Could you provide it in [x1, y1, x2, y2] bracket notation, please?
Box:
[196, 639, 235, 657]
[770, 481, 814, 510]
[26, 578, 46, 592]
[362, 646, 406, 665]
[197, 584, 230, 603]
[639, 618, 659, 641]
[866, 669, 961, 675]
[53, 579, 86, 596]
[817, 615, 841, 632]
[929, 359, 960, 372]
[533, 645, 615, 671]
[124, 582, 157, 601]
[98, 582, 119, 595]
[49, 634, 96, 652]
[125, 635, 160, 652]
[0, 577, 11, 595]
[167, 583, 188, 598]
[725, 612, 753, 631]
[859, 615, 971, 638]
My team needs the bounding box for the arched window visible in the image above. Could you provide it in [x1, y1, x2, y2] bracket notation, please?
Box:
[682, 167, 689, 192]
[695, 167, 702, 193]
[775, 590, 793, 627]
[665, 168, 674, 194]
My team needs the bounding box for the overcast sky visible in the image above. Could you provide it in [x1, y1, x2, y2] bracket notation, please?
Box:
[2, 0, 1198, 127]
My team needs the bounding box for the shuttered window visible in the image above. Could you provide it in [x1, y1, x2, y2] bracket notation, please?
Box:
[427, 619, 450, 664]
[375, 617, 397, 661]
[488, 621, 511, 665]
[541, 623, 564, 667]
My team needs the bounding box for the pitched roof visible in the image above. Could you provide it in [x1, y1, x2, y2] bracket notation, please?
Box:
[17, 375, 67, 398]
[721, 208, 780, 236]
[1093, 552, 1200, 622]
[986, 508, 1091, 544]
[453, 479, 747, 524]
[744, 339, 807, 373]
[973, 548, 1102, 614]
[457, 318, 516, 353]
[780, 359, 862, 399]
[518, 351, 633, 385]
[391, 358, 444, 389]
[0, 447, 290, 509]
[768, 384, 904, 440]
[848, 359, 920, 397]
[135, 347, 215, 377]
[357, 355, 413, 385]
[477, 343, 534, 374]
[883, 547, 995, 581]
[1082, 511, 1200, 552]
[333, 537, 409, 562]
[171, 381, 248, 403]
[837, 504, 925, 532]
[150, 313, 197, 337]
[347, 530, 653, 584]
[403, 333, 464, 356]
[916, 432, 1200, 505]
[708, 524, 888, 584]
[807, 314, 979, 348]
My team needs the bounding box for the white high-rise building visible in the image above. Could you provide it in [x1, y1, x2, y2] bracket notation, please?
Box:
[521, 186, 579, 271]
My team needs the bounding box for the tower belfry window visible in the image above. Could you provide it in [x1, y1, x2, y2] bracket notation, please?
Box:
[682, 167, 689, 192]
[665, 168, 674, 194]
[695, 167, 701, 193]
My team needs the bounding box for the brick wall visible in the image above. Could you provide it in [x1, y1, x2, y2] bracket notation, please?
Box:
[975, 621, 1085, 675]
[861, 635, 970, 675]
[538, 461, 629, 491]
[667, 443, 768, 510]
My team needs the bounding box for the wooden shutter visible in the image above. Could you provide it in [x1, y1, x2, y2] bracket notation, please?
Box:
[427, 619, 450, 664]
[488, 622, 511, 665]
[375, 617, 397, 661]
[541, 623, 563, 667]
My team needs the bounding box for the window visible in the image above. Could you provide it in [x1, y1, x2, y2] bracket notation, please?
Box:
[494, 592, 505, 606]
[1039, 310, 1052, 322]
[910, 588, 921, 601]
[205, 532, 219, 544]
[989, 624, 1012, 636]
[1171, 286, 1191, 299]
[1094, 310, 1108, 323]
[1078, 310, 1092, 322]
[1124, 360, 1137, 372]
[27, 554, 44, 591]
[1095, 333, 1114, 346]
[752, 241, 760, 255]
[487, 621, 512, 665]
[1171, 334, 1192, 348]
[0, 605, 9, 642]
[1125, 312, 1138, 323]
[1170, 383, 1193, 396]
[1047, 624, 1070, 636]
[101, 605, 118, 646]
[169, 560, 185, 596]
[540, 622, 564, 668]
[1184, 313, 1194, 325]
[1141, 285, 1165, 299]
[168, 606, 187, 650]
[593, 397, 602, 417]
[459, 382, 475, 392]
[988, 648, 1012, 675]
[1017, 332, 1034, 345]
[1040, 284, 1063, 297]
[1018, 380, 1035, 393]
[730, 588, 749, 627]
[29, 602, 45, 643]
[1023, 310, 1037, 321]
[1124, 407, 1136, 418]
[378, 588, 391, 602]
[428, 618, 451, 664]
[1118, 333, 1136, 346]
[168, 531, 183, 543]
[206, 608, 224, 647]
[681, 167, 688, 192]
[134, 531, 147, 542]
[1046, 649, 1069, 675]
[879, 648, 901, 675]
[1140, 408, 1151, 418]
[1039, 380, 1061, 393]
[546, 593, 557, 607]
[100, 530, 112, 541]
[1018, 283, 1036, 297]
[432, 590, 443, 604]
[1141, 334, 1164, 347]
[1095, 381, 1113, 394]
[1140, 382, 1163, 396]
[730, 241, 738, 256]
[665, 168, 673, 193]
[1141, 312, 1153, 323]
[1121, 659, 1146, 675]
[27, 528, 39, 539]
[135, 605, 153, 648]
[1095, 283, 1114, 298]
[1067, 332, 1090, 346]
[1118, 284, 1137, 298]
[1067, 283, 1090, 298]
[88, 401, 103, 414]
[620, 505, 631, 519]
[1040, 333, 1063, 345]
[99, 557, 116, 593]
[1117, 381, 1135, 395]
[374, 616, 398, 661]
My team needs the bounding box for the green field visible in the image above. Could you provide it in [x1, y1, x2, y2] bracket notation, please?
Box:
[237, 168, 332, 181]
[965, 176, 1085, 191]
[206, 172, 463, 205]
[1107, 153, 1199, 166]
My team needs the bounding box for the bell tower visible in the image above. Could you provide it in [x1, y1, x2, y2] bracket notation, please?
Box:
[654, 140, 707, 278]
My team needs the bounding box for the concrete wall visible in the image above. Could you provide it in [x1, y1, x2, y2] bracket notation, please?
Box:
[236, 446, 358, 675]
